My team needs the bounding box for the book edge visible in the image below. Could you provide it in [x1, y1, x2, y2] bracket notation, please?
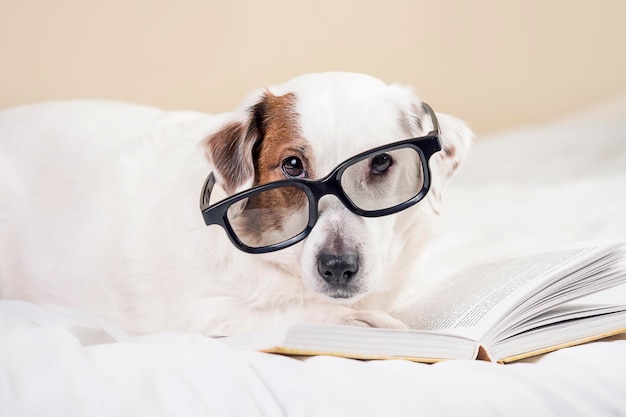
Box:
[259, 345, 479, 363]
[495, 327, 626, 364]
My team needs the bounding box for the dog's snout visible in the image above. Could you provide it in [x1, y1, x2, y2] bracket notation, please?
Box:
[317, 253, 359, 286]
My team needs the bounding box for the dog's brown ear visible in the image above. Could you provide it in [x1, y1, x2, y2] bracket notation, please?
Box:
[426, 112, 473, 214]
[204, 95, 268, 195]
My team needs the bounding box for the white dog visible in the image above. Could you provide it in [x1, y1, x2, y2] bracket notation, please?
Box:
[0, 72, 472, 335]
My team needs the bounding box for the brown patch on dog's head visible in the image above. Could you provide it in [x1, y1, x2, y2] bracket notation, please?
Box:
[251, 93, 315, 183]
[245, 92, 315, 240]
[205, 91, 315, 243]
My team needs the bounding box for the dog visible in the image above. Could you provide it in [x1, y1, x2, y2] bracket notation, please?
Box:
[0, 72, 472, 335]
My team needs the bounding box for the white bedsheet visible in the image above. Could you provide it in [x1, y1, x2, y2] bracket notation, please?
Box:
[2, 95, 626, 416]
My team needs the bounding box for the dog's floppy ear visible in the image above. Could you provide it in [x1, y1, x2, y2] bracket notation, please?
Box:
[393, 84, 473, 214]
[204, 93, 269, 195]
[426, 112, 473, 214]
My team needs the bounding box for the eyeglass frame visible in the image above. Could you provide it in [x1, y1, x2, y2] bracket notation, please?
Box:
[199, 102, 442, 254]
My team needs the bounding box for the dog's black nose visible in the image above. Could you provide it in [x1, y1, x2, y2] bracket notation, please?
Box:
[317, 254, 359, 286]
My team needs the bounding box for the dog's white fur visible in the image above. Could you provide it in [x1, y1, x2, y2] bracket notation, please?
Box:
[0, 72, 472, 335]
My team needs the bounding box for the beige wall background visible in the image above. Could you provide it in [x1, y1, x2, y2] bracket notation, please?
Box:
[1, 0, 625, 134]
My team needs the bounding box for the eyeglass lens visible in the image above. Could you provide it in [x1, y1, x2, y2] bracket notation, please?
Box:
[226, 186, 311, 248]
[341, 147, 424, 211]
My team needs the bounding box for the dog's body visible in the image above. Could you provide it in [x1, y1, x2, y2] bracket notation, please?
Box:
[0, 73, 471, 335]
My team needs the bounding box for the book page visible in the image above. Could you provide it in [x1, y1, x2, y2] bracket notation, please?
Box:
[393, 247, 590, 338]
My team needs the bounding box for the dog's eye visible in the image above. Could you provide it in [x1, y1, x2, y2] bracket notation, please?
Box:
[282, 156, 305, 178]
[370, 153, 393, 174]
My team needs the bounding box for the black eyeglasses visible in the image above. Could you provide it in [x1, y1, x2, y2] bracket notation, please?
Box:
[200, 102, 442, 254]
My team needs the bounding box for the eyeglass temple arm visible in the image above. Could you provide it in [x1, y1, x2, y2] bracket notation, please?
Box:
[421, 102, 440, 136]
[200, 172, 216, 212]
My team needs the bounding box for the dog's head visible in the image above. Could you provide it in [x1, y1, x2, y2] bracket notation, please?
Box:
[204, 72, 472, 303]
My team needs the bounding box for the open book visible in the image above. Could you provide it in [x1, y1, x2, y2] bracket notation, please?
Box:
[220, 240, 626, 363]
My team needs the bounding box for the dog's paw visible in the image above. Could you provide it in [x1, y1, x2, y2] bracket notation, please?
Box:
[342, 310, 409, 329]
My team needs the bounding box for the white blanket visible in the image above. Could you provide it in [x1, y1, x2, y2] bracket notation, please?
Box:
[2, 96, 626, 416]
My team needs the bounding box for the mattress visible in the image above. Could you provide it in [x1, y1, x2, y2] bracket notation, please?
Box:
[2, 94, 626, 416]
